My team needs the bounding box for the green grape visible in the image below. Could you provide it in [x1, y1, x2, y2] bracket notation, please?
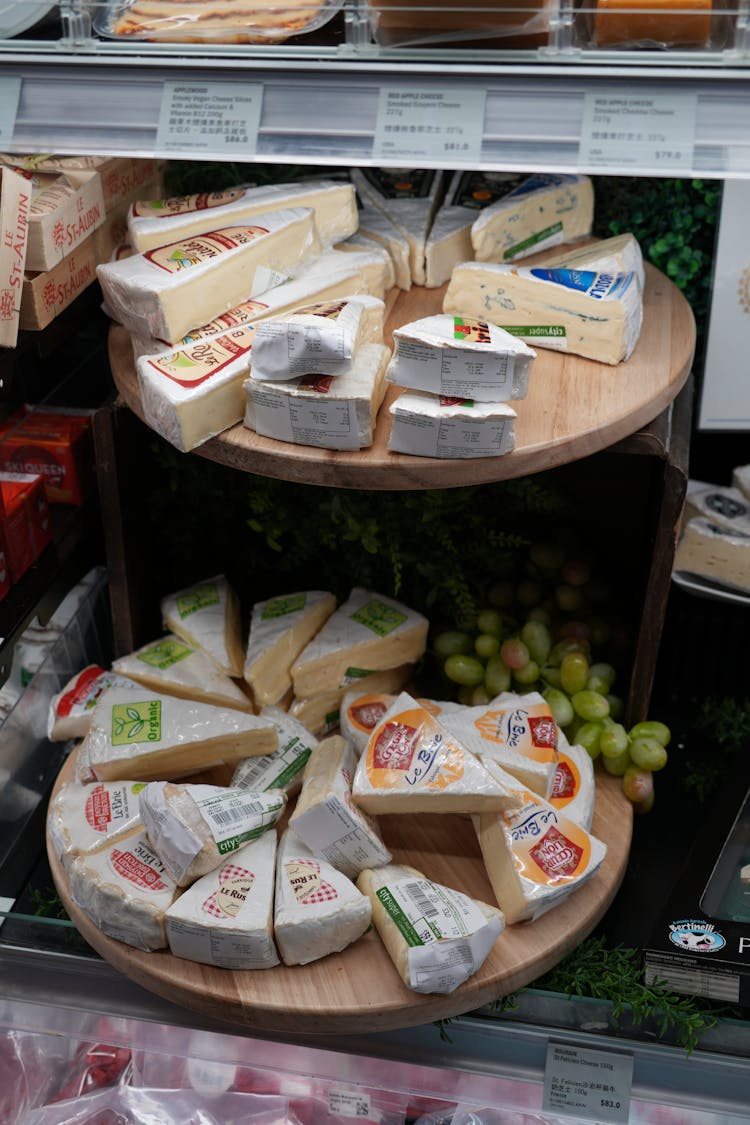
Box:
[602, 747, 631, 776]
[488, 581, 515, 609]
[433, 631, 473, 659]
[634, 789, 655, 814]
[586, 662, 616, 694]
[565, 715, 585, 741]
[484, 655, 511, 697]
[622, 766, 654, 805]
[541, 665, 563, 689]
[628, 720, 671, 747]
[514, 659, 540, 686]
[629, 736, 668, 772]
[575, 721, 604, 758]
[444, 653, 485, 687]
[500, 637, 530, 670]
[600, 722, 629, 758]
[521, 620, 552, 665]
[471, 685, 491, 706]
[475, 633, 500, 660]
[549, 638, 590, 666]
[560, 651, 590, 695]
[457, 685, 475, 705]
[571, 690, 610, 721]
[606, 694, 624, 721]
[543, 687, 575, 728]
[477, 609, 504, 638]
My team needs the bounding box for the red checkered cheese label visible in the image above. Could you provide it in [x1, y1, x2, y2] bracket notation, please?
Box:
[109, 839, 170, 892]
[284, 859, 337, 905]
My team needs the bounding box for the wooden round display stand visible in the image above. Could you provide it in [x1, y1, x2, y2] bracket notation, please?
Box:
[48, 751, 632, 1035]
[109, 263, 695, 489]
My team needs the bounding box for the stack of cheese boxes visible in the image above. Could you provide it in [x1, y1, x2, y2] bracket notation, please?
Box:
[48, 575, 607, 995]
[673, 466, 750, 595]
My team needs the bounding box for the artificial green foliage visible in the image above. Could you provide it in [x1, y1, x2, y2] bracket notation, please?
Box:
[682, 697, 750, 802]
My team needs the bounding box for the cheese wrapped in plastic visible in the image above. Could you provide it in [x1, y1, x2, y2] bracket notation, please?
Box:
[48, 780, 143, 869]
[161, 575, 244, 677]
[112, 634, 252, 711]
[244, 590, 336, 707]
[47, 665, 133, 742]
[541, 233, 645, 292]
[250, 296, 385, 382]
[471, 174, 594, 263]
[549, 731, 596, 832]
[290, 664, 414, 738]
[231, 707, 319, 797]
[389, 393, 516, 460]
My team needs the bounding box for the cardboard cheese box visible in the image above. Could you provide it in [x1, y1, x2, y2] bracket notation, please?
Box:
[20, 237, 100, 331]
[0, 407, 94, 505]
[0, 166, 31, 348]
[0, 471, 52, 582]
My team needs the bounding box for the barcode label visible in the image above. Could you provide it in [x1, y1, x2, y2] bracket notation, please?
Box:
[208, 800, 264, 826]
[404, 880, 440, 919]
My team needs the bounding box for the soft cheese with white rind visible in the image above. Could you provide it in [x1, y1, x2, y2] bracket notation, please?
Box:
[84, 686, 278, 783]
[355, 201, 411, 291]
[335, 235, 396, 291]
[340, 689, 439, 754]
[161, 575, 244, 677]
[97, 208, 321, 344]
[350, 168, 444, 288]
[357, 863, 504, 994]
[112, 634, 252, 711]
[274, 828, 371, 966]
[352, 692, 521, 815]
[673, 517, 750, 594]
[291, 665, 414, 738]
[47, 666, 134, 742]
[289, 735, 391, 878]
[138, 781, 285, 886]
[471, 174, 594, 263]
[165, 832, 279, 970]
[389, 392, 516, 460]
[683, 486, 750, 536]
[128, 180, 358, 253]
[244, 590, 336, 707]
[541, 233, 645, 291]
[250, 296, 385, 382]
[477, 759, 606, 924]
[549, 731, 595, 832]
[232, 707, 319, 796]
[48, 780, 143, 868]
[244, 342, 391, 452]
[444, 263, 643, 366]
[303, 247, 390, 302]
[388, 313, 535, 402]
[291, 588, 428, 700]
[68, 829, 178, 951]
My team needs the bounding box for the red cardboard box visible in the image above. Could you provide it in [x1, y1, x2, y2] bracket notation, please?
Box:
[0, 407, 94, 504]
[0, 471, 52, 582]
[0, 520, 11, 604]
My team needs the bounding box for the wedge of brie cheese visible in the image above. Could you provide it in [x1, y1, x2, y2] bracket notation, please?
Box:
[350, 168, 444, 288]
[549, 731, 595, 832]
[244, 590, 336, 707]
[291, 664, 414, 737]
[112, 634, 252, 711]
[334, 236, 396, 292]
[48, 780, 143, 869]
[161, 575, 244, 677]
[424, 171, 522, 287]
[232, 707, 318, 796]
[471, 174, 594, 263]
[389, 393, 516, 460]
[47, 665, 133, 742]
[355, 200, 412, 291]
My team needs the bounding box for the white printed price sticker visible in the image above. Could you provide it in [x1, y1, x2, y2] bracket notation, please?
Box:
[543, 1042, 633, 1124]
[328, 1088, 372, 1118]
[156, 81, 263, 154]
[0, 78, 21, 148]
[579, 90, 697, 171]
[373, 86, 486, 163]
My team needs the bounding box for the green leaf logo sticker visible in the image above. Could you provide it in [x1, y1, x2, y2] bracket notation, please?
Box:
[138, 639, 194, 670]
[111, 700, 162, 746]
[351, 599, 407, 638]
[176, 583, 220, 618]
[262, 593, 306, 620]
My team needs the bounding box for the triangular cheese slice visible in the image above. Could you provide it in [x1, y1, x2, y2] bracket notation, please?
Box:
[84, 684, 278, 782]
[354, 200, 411, 291]
[161, 574, 244, 677]
[470, 173, 594, 263]
[548, 731, 595, 832]
[112, 634, 252, 711]
[289, 663, 414, 737]
[48, 780, 144, 870]
[232, 706, 319, 796]
[541, 232, 644, 291]
[244, 590, 336, 707]
[47, 666, 135, 742]
[350, 168, 444, 287]
[351, 691, 520, 815]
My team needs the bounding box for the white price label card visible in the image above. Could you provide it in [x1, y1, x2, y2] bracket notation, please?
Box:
[543, 1042, 633, 1123]
[328, 1088, 373, 1118]
[373, 86, 486, 163]
[579, 90, 697, 171]
[156, 81, 263, 154]
[0, 897, 14, 931]
[0, 78, 21, 148]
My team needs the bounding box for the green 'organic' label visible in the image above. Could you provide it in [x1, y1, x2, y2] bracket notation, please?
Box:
[137, 638, 194, 669]
[262, 593, 306, 620]
[176, 583, 219, 618]
[351, 599, 407, 638]
[111, 700, 162, 745]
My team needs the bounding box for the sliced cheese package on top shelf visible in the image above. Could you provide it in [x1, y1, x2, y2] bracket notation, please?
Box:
[357, 863, 504, 995]
[112, 634, 252, 712]
[48, 780, 143, 869]
[244, 590, 336, 708]
[350, 168, 444, 288]
[444, 263, 643, 366]
[388, 393, 516, 460]
[232, 707, 319, 797]
[541, 232, 645, 292]
[291, 663, 414, 738]
[471, 173, 594, 263]
[161, 575, 244, 678]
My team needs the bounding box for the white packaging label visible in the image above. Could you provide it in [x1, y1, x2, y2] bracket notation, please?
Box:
[328, 1089, 373, 1119]
[253, 266, 291, 295]
[168, 917, 275, 969]
[253, 387, 359, 450]
[394, 410, 511, 459]
[187, 785, 283, 855]
[295, 796, 390, 872]
[396, 338, 515, 398]
[233, 735, 312, 792]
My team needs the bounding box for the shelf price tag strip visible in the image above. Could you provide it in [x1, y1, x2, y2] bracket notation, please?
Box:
[579, 90, 697, 172]
[372, 86, 486, 164]
[543, 1041, 633, 1124]
[156, 81, 264, 155]
[0, 78, 21, 148]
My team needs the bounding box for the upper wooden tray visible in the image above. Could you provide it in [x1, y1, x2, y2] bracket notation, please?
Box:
[108, 263, 695, 491]
[48, 751, 632, 1036]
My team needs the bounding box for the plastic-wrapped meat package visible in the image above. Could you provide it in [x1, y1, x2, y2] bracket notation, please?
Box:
[0, 1028, 82, 1124]
[19, 1087, 300, 1125]
[46, 1041, 131, 1103]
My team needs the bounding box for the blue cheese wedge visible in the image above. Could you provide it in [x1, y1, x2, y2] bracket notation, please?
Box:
[357, 863, 503, 994]
[162, 575, 244, 677]
[350, 168, 444, 288]
[549, 731, 595, 832]
[274, 828, 371, 965]
[232, 707, 319, 796]
[244, 342, 391, 451]
[673, 517, 750, 594]
[98, 208, 321, 344]
[684, 486, 750, 535]
[471, 174, 594, 263]
[244, 590, 336, 707]
[541, 233, 645, 291]
[290, 664, 414, 737]
[388, 314, 535, 402]
[389, 392, 516, 459]
[165, 832, 279, 969]
[112, 634, 252, 711]
[48, 780, 143, 869]
[139, 781, 285, 886]
[444, 263, 643, 366]
[250, 296, 385, 382]
[291, 589, 428, 700]
[289, 735, 391, 877]
[424, 171, 523, 288]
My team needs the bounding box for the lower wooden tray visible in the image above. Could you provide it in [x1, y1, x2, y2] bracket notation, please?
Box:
[48, 751, 632, 1035]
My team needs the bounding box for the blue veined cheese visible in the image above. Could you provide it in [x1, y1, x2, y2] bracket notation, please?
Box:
[444, 263, 643, 366]
[425, 170, 522, 288]
[357, 863, 504, 994]
[303, 246, 391, 301]
[250, 295, 385, 383]
[673, 517, 750, 594]
[165, 832, 279, 970]
[549, 731, 595, 832]
[97, 208, 321, 344]
[127, 180, 358, 253]
[112, 633, 252, 712]
[355, 199, 412, 291]
[387, 313, 535, 402]
[350, 168, 444, 288]
[388, 392, 516, 459]
[541, 233, 645, 292]
[244, 591, 336, 707]
[471, 173, 594, 263]
[334, 234, 397, 291]
[684, 486, 750, 535]
[48, 780, 143, 870]
[162, 575, 243, 677]
[232, 707, 319, 796]
[243, 343, 391, 452]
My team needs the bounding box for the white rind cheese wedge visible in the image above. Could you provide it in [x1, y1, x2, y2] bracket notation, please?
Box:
[549, 731, 595, 832]
[357, 863, 504, 994]
[244, 342, 391, 451]
[340, 689, 439, 754]
[444, 263, 643, 366]
[471, 174, 594, 263]
[165, 832, 279, 969]
[541, 233, 645, 292]
[289, 735, 391, 878]
[128, 180, 358, 253]
[477, 759, 606, 924]
[97, 208, 321, 344]
[84, 686, 278, 783]
[355, 201, 412, 291]
[291, 589, 428, 700]
[68, 829, 178, 950]
[673, 517, 750, 594]
[291, 664, 414, 738]
[388, 314, 535, 403]
[684, 486, 750, 535]
[244, 590, 336, 707]
[162, 575, 244, 677]
[274, 828, 371, 966]
[732, 464, 750, 501]
[389, 392, 516, 460]
[352, 692, 520, 815]
[139, 781, 285, 886]
[48, 780, 143, 869]
[335, 235, 396, 291]
[350, 168, 444, 288]
[302, 247, 390, 302]
[112, 634, 252, 711]
[47, 666, 133, 742]
[232, 707, 319, 796]
[250, 296, 385, 382]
